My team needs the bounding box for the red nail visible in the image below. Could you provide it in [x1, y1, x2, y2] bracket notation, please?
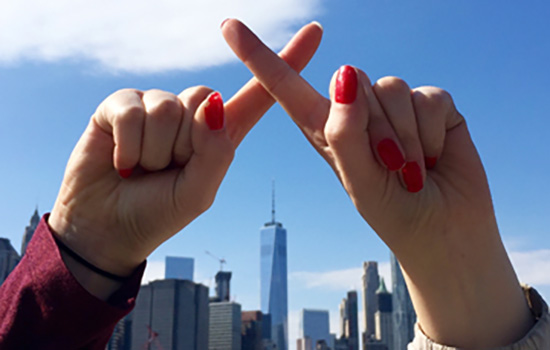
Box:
[425, 156, 437, 170]
[377, 139, 405, 171]
[335, 65, 357, 104]
[402, 161, 423, 193]
[221, 18, 231, 28]
[205, 92, 224, 130]
[118, 168, 133, 179]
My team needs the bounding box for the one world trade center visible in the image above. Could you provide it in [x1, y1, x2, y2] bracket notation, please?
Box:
[260, 188, 288, 350]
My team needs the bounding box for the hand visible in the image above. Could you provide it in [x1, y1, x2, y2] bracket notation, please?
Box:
[222, 19, 534, 347]
[48, 21, 323, 280]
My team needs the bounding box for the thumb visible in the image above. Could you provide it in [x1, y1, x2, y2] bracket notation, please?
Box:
[173, 91, 235, 219]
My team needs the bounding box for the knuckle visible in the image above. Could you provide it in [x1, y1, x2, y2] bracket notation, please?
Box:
[413, 86, 454, 115]
[110, 88, 141, 99]
[115, 104, 145, 127]
[324, 122, 349, 147]
[148, 95, 181, 121]
[196, 196, 214, 215]
[375, 76, 410, 95]
[178, 85, 213, 108]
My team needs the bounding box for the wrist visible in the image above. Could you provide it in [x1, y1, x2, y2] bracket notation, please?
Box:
[395, 223, 534, 347]
[58, 247, 124, 301]
[49, 206, 144, 278]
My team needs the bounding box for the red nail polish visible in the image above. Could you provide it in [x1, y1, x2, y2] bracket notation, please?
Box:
[425, 156, 437, 170]
[402, 161, 423, 193]
[377, 139, 405, 171]
[335, 65, 357, 104]
[205, 92, 224, 130]
[118, 168, 133, 179]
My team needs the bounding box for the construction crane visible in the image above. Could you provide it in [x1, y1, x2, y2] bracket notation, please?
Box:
[142, 324, 164, 350]
[205, 250, 226, 271]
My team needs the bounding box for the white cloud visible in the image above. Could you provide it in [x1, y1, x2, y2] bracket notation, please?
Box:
[0, 0, 321, 73]
[510, 249, 550, 286]
[291, 267, 362, 291]
[290, 262, 393, 292]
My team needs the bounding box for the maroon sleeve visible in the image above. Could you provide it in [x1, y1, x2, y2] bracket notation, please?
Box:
[0, 215, 146, 350]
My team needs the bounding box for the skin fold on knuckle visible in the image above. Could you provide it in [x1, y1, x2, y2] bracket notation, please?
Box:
[114, 103, 145, 130]
[375, 76, 410, 97]
[324, 119, 351, 149]
[179, 86, 213, 111]
[414, 87, 452, 116]
[146, 95, 182, 124]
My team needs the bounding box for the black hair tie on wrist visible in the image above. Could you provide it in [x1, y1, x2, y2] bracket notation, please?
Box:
[53, 235, 127, 282]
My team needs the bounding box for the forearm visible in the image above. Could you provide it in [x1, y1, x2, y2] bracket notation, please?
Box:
[0, 216, 144, 349]
[396, 222, 534, 348]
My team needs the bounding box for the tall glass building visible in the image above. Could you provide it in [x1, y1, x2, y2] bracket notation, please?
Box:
[362, 261, 379, 342]
[390, 252, 416, 350]
[300, 309, 330, 350]
[260, 218, 288, 350]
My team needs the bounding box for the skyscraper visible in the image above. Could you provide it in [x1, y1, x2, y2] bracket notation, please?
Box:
[299, 309, 330, 350]
[0, 238, 20, 285]
[241, 311, 264, 350]
[21, 208, 40, 256]
[390, 252, 416, 350]
[165, 256, 194, 281]
[362, 261, 379, 345]
[339, 291, 359, 350]
[107, 314, 132, 350]
[214, 271, 232, 302]
[209, 301, 242, 350]
[374, 278, 392, 349]
[260, 186, 288, 350]
[131, 279, 209, 350]
[296, 337, 312, 350]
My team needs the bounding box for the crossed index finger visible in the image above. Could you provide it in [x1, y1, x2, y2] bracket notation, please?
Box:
[221, 19, 328, 135]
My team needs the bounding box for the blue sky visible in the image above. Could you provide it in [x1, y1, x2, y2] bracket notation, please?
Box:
[1, 1, 549, 348]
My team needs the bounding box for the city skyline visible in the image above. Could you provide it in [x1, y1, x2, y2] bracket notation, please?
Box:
[2, 2, 550, 350]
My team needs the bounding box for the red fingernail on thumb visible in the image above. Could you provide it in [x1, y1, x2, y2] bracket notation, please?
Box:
[335, 65, 357, 104]
[118, 168, 133, 179]
[402, 161, 423, 193]
[205, 92, 224, 131]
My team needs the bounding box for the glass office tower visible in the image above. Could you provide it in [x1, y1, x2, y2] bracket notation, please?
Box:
[300, 309, 330, 349]
[260, 220, 288, 350]
[165, 256, 194, 281]
[390, 252, 416, 350]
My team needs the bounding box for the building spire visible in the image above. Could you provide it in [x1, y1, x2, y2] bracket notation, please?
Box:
[271, 179, 276, 224]
[376, 277, 389, 294]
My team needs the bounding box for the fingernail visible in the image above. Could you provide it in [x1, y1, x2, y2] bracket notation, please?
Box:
[118, 168, 133, 179]
[425, 156, 437, 170]
[335, 65, 357, 104]
[221, 18, 231, 28]
[310, 21, 323, 31]
[377, 139, 405, 171]
[402, 161, 423, 193]
[205, 92, 224, 131]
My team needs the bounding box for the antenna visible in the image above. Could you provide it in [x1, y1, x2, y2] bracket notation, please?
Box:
[271, 179, 275, 224]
